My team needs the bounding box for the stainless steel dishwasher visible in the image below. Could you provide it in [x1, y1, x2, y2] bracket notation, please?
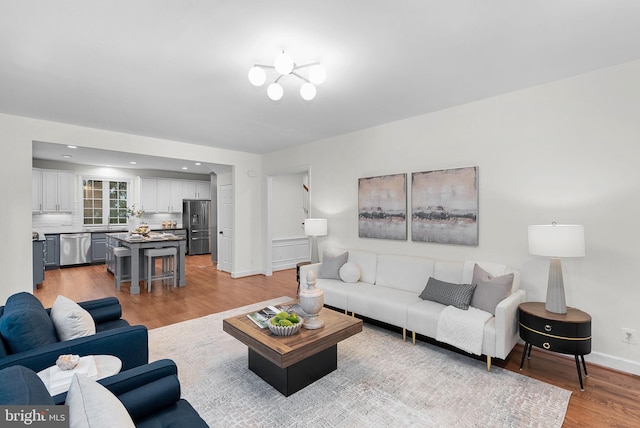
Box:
[60, 233, 91, 266]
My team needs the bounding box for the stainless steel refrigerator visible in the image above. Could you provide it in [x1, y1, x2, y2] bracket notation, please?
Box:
[182, 199, 213, 256]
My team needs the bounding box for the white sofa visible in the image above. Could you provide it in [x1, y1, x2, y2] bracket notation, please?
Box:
[299, 249, 526, 371]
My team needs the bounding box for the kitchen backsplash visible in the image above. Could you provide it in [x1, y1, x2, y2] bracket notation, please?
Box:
[33, 204, 182, 234]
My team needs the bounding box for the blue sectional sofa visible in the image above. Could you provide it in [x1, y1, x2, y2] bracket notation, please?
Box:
[0, 360, 208, 427]
[0, 292, 148, 372]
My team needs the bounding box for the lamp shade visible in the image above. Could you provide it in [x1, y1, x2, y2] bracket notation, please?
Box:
[528, 224, 585, 258]
[304, 218, 327, 236]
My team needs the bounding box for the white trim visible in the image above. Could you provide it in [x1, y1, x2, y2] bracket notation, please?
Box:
[585, 351, 640, 376]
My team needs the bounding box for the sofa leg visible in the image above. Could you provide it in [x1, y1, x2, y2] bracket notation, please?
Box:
[402, 328, 406, 342]
[412, 331, 416, 345]
[486, 356, 492, 372]
[344, 309, 347, 315]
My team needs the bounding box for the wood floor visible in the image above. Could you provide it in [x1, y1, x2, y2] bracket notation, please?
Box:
[34, 255, 640, 427]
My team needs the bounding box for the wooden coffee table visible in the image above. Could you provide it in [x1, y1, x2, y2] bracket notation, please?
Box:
[223, 301, 362, 396]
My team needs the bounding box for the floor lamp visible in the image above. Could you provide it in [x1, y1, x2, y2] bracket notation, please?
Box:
[304, 218, 327, 264]
[528, 223, 585, 314]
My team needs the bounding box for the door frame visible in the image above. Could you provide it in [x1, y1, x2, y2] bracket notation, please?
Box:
[265, 165, 311, 276]
[218, 183, 233, 273]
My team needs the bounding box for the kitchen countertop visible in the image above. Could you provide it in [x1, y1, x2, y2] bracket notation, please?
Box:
[37, 227, 186, 235]
[106, 232, 186, 243]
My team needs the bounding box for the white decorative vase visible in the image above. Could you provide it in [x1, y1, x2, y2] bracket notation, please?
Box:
[128, 217, 139, 233]
[299, 271, 325, 329]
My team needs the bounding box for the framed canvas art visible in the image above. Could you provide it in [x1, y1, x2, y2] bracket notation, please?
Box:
[358, 173, 407, 240]
[411, 166, 478, 245]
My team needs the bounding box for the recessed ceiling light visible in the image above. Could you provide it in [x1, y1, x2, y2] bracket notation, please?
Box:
[182, 167, 188, 170]
[67, 145, 77, 149]
[129, 161, 137, 165]
[62, 155, 72, 158]
[195, 162, 201, 166]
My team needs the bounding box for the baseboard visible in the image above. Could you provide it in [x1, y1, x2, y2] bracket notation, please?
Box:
[230, 268, 263, 278]
[272, 262, 298, 272]
[585, 351, 640, 376]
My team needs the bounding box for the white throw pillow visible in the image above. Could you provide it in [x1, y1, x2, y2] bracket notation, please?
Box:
[66, 374, 135, 428]
[50, 295, 96, 341]
[339, 262, 361, 283]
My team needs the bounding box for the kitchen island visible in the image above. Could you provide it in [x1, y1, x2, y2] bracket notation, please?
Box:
[106, 232, 186, 294]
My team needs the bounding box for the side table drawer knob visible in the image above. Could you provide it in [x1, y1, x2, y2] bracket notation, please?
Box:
[544, 324, 552, 332]
[543, 342, 551, 350]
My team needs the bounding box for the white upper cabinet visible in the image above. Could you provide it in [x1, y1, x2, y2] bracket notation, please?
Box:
[139, 178, 158, 213]
[138, 178, 201, 213]
[156, 179, 172, 213]
[169, 180, 183, 212]
[195, 180, 211, 199]
[32, 170, 43, 212]
[37, 170, 73, 213]
[182, 180, 210, 200]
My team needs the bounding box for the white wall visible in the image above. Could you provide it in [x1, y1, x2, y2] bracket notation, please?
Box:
[0, 113, 263, 304]
[263, 60, 640, 374]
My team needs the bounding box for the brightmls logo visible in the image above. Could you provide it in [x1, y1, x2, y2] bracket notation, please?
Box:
[1, 406, 68, 427]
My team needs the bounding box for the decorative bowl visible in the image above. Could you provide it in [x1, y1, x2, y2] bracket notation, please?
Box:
[267, 317, 304, 336]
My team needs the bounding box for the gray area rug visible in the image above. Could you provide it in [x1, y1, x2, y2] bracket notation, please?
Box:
[148, 297, 571, 427]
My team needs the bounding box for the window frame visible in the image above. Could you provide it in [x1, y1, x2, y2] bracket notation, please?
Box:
[82, 176, 133, 226]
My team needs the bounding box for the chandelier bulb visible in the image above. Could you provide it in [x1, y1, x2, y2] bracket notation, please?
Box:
[267, 82, 284, 101]
[274, 51, 294, 75]
[308, 64, 327, 85]
[300, 82, 317, 101]
[248, 66, 266, 86]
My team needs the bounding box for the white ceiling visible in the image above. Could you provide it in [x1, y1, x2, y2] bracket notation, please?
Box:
[3, 0, 640, 161]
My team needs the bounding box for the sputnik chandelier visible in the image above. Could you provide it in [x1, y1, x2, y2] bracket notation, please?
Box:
[248, 51, 326, 101]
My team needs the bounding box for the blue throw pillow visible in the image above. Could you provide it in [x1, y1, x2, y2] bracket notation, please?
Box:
[0, 365, 54, 405]
[0, 292, 58, 354]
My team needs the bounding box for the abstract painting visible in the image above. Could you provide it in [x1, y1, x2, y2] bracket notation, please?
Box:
[411, 166, 478, 245]
[358, 174, 407, 240]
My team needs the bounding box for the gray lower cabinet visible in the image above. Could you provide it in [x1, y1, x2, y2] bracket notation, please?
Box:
[91, 233, 107, 263]
[33, 240, 45, 289]
[106, 234, 118, 273]
[172, 229, 187, 238]
[44, 234, 60, 270]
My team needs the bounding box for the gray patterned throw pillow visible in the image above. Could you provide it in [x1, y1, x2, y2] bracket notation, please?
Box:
[419, 277, 477, 310]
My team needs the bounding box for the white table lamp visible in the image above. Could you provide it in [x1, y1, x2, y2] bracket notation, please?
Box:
[528, 223, 585, 314]
[304, 218, 327, 264]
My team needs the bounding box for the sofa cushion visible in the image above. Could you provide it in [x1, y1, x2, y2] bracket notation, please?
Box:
[315, 279, 351, 309]
[376, 254, 434, 293]
[346, 249, 378, 284]
[339, 262, 361, 283]
[50, 295, 97, 341]
[0, 292, 58, 354]
[419, 277, 477, 310]
[347, 285, 421, 328]
[433, 260, 465, 283]
[470, 264, 514, 315]
[318, 251, 348, 279]
[66, 374, 135, 428]
[0, 365, 55, 405]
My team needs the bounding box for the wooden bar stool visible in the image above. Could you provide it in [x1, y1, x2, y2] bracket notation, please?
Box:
[144, 247, 177, 292]
[112, 247, 131, 292]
